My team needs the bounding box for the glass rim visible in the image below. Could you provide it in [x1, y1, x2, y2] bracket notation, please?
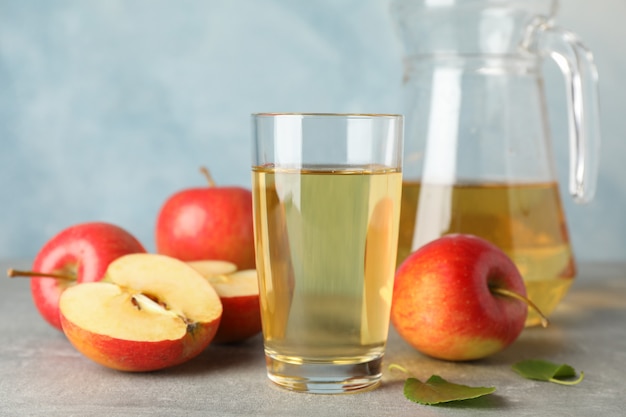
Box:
[252, 112, 403, 119]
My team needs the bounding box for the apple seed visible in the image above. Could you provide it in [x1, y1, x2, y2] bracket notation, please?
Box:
[131, 293, 181, 320]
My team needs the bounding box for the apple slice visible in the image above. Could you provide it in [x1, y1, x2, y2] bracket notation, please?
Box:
[59, 253, 222, 372]
[188, 261, 262, 344]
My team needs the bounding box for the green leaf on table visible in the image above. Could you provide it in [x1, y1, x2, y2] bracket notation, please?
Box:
[403, 374, 496, 405]
[512, 359, 584, 385]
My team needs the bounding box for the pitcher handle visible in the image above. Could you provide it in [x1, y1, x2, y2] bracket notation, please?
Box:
[529, 20, 601, 203]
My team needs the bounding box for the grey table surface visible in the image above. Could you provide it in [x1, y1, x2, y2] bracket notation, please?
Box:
[1, 259, 625, 416]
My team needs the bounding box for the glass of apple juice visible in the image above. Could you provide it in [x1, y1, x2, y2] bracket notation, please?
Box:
[251, 113, 404, 394]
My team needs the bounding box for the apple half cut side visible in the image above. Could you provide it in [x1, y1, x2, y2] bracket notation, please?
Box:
[59, 254, 222, 372]
[186, 260, 238, 277]
[188, 261, 262, 344]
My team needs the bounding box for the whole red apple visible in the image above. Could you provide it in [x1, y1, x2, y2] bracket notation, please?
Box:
[391, 234, 529, 361]
[13, 222, 146, 331]
[155, 169, 255, 270]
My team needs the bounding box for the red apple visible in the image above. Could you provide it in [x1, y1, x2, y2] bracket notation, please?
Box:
[391, 234, 539, 361]
[188, 260, 262, 344]
[155, 168, 255, 270]
[9, 222, 146, 331]
[59, 253, 222, 372]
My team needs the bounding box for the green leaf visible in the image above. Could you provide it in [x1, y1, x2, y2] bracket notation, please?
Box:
[512, 359, 584, 385]
[403, 375, 496, 405]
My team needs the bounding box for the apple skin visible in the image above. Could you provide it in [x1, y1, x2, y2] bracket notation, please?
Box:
[31, 222, 146, 330]
[213, 292, 261, 344]
[391, 234, 528, 361]
[155, 185, 255, 270]
[61, 316, 217, 372]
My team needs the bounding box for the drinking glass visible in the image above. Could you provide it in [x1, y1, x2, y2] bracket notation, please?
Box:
[251, 113, 403, 394]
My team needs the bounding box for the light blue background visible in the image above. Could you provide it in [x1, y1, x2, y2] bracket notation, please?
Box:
[1, 0, 624, 261]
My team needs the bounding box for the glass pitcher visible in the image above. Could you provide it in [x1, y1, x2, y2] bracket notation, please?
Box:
[391, 0, 601, 326]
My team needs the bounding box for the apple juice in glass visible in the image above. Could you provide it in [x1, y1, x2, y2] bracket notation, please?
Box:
[251, 113, 403, 394]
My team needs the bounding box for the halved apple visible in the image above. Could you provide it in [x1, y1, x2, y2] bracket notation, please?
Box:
[188, 260, 262, 344]
[59, 253, 222, 372]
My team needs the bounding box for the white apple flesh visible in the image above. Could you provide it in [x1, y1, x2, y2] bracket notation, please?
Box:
[186, 260, 237, 277]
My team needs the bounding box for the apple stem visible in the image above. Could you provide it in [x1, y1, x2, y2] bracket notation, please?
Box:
[6, 268, 74, 281]
[200, 167, 216, 188]
[491, 287, 550, 328]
